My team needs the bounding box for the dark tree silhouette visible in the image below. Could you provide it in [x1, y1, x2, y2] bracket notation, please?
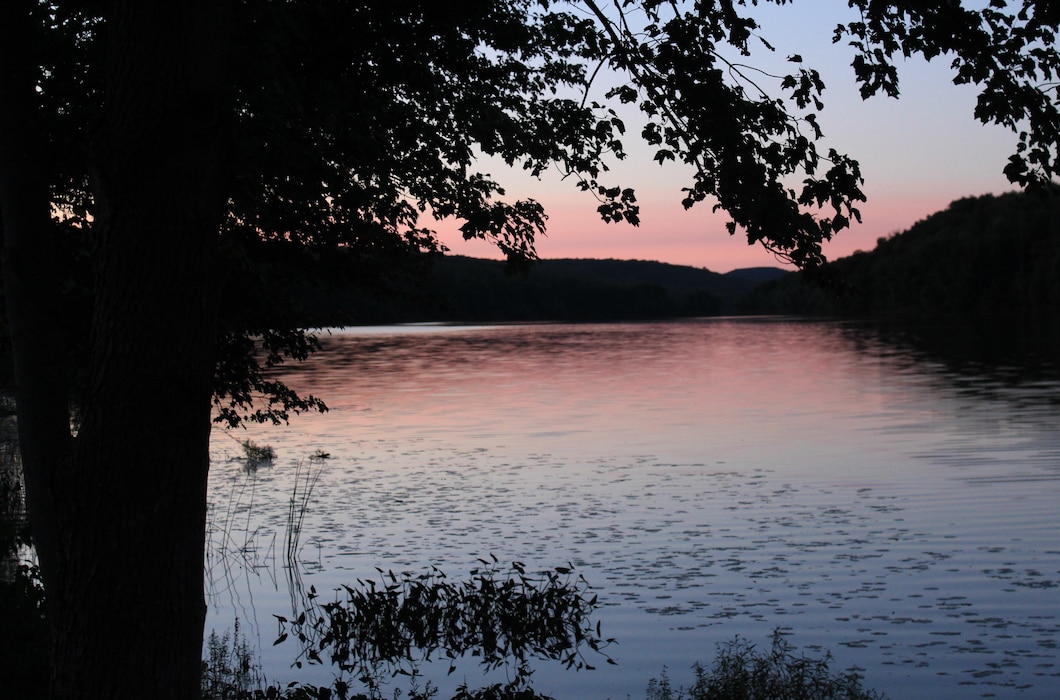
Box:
[0, 2, 1058, 699]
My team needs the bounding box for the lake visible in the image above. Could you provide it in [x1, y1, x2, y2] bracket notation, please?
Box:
[205, 317, 1060, 699]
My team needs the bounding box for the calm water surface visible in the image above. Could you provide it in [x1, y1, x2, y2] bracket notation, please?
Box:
[206, 318, 1060, 699]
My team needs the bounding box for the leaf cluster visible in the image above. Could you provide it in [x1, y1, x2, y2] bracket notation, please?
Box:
[583, 0, 867, 268]
[213, 329, 327, 428]
[838, 0, 1060, 188]
[579, 0, 1060, 268]
[223, 0, 627, 264]
[273, 559, 614, 694]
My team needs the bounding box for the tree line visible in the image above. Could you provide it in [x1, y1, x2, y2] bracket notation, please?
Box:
[740, 188, 1060, 323]
[290, 256, 783, 324]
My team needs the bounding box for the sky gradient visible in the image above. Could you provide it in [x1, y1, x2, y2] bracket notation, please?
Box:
[436, 4, 1020, 273]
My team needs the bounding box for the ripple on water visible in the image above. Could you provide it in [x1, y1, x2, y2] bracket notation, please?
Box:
[206, 439, 1060, 699]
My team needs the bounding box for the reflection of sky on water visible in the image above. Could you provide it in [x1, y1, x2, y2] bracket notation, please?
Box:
[206, 319, 1060, 699]
[274, 322, 930, 466]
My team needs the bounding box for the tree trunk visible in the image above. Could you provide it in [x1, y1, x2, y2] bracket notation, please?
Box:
[3, 2, 229, 699]
[0, 0, 72, 596]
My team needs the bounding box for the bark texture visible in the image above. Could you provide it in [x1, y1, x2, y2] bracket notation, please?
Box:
[2, 2, 229, 698]
[0, 0, 72, 601]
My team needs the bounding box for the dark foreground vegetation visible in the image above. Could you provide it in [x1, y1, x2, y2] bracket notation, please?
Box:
[198, 622, 884, 700]
[3, 540, 883, 700]
[644, 631, 883, 700]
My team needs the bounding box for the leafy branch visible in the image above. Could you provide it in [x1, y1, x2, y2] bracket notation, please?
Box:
[579, 0, 866, 268]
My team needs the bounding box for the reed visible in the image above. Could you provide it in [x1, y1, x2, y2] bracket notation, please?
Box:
[283, 454, 325, 567]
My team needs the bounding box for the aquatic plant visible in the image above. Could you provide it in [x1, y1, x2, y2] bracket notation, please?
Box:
[273, 558, 613, 698]
[646, 629, 884, 700]
[284, 459, 322, 566]
[241, 440, 277, 471]
[200, 621, 887, 700]
[202, 619, 262, 700]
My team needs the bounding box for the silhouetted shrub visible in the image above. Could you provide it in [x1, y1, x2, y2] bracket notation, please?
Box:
[646, 629, 884, 700]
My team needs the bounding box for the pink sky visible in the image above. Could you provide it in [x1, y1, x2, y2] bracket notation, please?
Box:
[436, 4, 1021, 273]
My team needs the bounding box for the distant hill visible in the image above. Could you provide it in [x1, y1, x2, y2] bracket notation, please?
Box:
[739, 189, 1060, 322]
[421, 256, 782, 322]
[298, 255, 788, 324]
[725, 267, 792, 284]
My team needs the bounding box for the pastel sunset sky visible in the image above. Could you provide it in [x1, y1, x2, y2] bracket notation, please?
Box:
[436, 3, 1020, 273]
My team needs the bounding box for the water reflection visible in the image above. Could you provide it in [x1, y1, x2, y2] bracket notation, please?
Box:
[206, 318, 1060, 699]
[861, 319, 1060, 404]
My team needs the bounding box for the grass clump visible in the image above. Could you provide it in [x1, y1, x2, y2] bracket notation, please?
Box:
[646, 629, 885, 700]
[240, 440, 276, 471]
[202, 619, 262, 700]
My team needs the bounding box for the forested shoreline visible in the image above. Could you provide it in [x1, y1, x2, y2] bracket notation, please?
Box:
[288, 189, 1059, 328]
[290, 256, 787, 324]
[739, 189, 1060, 323]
